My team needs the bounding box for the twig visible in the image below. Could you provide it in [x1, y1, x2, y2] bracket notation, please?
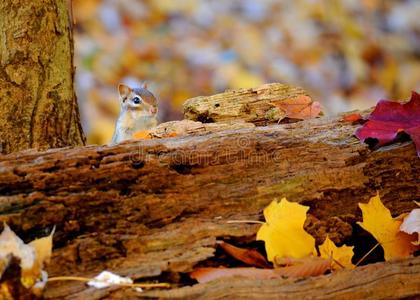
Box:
[226, 220, 265, 224]
[48, 276, 170, 288]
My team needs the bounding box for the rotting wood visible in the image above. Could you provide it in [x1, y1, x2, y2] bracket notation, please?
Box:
[183, 83, 312, 125]
[0, 102, 418, 299]
[150, 119, 255, 138]
[133, 256, 420, 300]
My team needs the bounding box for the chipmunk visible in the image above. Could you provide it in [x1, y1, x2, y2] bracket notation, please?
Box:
[111, 83, 158, 144]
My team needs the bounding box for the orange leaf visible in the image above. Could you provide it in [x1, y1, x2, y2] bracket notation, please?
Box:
[218, 241, 271, 268]
[132, 130, 152, 139]
[357, 193, 418, 261]
[342, 113, 363, 123]
[272, 95, 321, 120]
[164, 132, 178, 138]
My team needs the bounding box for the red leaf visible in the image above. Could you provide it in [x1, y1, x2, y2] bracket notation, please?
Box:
[355, 91, 420, 157]
[218, 241, 271, 268]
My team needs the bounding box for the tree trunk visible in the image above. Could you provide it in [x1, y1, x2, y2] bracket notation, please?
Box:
[0, 0, 85, 154]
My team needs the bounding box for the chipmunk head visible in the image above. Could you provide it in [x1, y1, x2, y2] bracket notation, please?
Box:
[118, 83, 158, 116]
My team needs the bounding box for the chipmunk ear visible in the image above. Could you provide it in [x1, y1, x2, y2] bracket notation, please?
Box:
[118, 84, 131, 98]
[142, 81, 148, 89]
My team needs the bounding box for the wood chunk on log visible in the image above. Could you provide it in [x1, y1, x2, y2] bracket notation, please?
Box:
[183, 83, 311, 125]
[150, 120, 255, 138]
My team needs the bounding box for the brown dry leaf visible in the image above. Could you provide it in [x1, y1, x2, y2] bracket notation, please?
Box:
[275, 256, 331, 277]
[273, 257, 306, 266]
[190, 257, 330, 283]
[190, 267, 280, 283]
[132, 130, 152, 139]
[272, 95, 321, 120]
[218, 241, 271, 268]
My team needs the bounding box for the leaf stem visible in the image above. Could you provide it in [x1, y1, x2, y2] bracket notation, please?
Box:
[355, 242, 380, 267]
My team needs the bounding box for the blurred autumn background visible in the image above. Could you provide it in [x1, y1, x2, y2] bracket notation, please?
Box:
[73, 0, 420, 145]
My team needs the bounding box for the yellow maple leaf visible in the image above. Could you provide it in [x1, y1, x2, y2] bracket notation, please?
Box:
[257, 198, 316, 262]
[357, 193, 417, 261]
[319, 236, 354, 270]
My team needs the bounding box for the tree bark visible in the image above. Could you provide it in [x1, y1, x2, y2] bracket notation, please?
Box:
[0, 84, 419, 299]
[0, 111, 418, 298]
[128, 257, 420, 300]
[0, 0, 85, 154]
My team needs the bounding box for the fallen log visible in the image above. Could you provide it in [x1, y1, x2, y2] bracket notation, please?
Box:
[0, 84, 419, 299]
[132, 256, 420, 299]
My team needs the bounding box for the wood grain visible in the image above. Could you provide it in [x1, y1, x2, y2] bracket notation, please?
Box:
[183, 83, 311, 124]
[136, 256, 420, 300]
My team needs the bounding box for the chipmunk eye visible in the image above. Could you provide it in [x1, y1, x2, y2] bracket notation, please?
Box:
[132, 96, 141, 104]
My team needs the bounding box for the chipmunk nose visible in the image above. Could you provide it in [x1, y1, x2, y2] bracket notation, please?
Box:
[150, 107, 157, 114]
